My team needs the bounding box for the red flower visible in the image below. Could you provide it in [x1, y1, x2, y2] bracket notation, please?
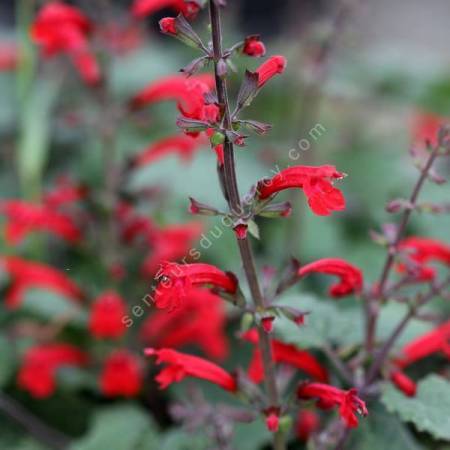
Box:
[257, 165, 346, 216]
[133, 134, 206, 167]
[397, 236, 450, 281]
[89, 291, 127, 339]
[145, 347, 237, 392]
[265, 407, 280, 433]
[154, 262, 238, 310]
[255, 55, 287, 87]
[243, 36, 266, 57]
[0, 42, 19, 71]
[141, 222, 203, 276]
[116, 202, 156, 245]
[100, 350, 143, 397]
[243, 329, 329, 383]
[296, 410, 320, 442]
[31, 2, 100, 85]
[17, 344, 88, 398]
[390, 370, 417, 397]
[132, 0, 200, 19]
[140, 288, 228, 360]
[129, 74, 215, 116]
[0, 200, 81, 245]
[297, 382, 368, 428]
[298, 258, 363, 297]
[1, 256, 83, 309]
[43, 177, 87, 209]
[411, 111, 444, 148]
[393, 320, 450, 369]
[159, 17, 177, 35]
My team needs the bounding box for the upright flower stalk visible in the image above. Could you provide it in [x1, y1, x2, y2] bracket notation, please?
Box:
[208, 1, 284, 448]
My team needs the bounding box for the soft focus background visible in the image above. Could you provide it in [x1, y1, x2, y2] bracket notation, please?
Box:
[0, 1, 449, 449]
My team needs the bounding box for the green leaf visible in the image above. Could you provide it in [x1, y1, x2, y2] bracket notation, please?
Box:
[70, 404, 155, 450]
[349, 403, 424, 450]
[381, 375, 450, 441]
[159, 430, 208, 450]
[0, 335, 15, 387]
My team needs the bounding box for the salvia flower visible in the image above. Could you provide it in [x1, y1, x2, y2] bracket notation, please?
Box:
[257, 165, 346, 216]
[243, 329, 329, 383]
[393, 320, 450, 369]
[298, 258, 363, 298]
[154, 262, 238, 310]
[31, 2, 100, 85]
[297, 382, 368, 428]
[296, 410, 320, 442]
[255, 55, 287, 87]
[0, 42, 19, 71]
[411, 111, 445, 149]
[145, 348, 237, 391]
[18, 344, 88, 398]
[0, 199, 81, 245]
[389, 370, 417, 397]
[132, 0, 200, 20]
[100, 350, 143, 397]
[397, 236, 450, 281]
[159, 17, 177, 35]
[89, 291, 127, 339]
[243, 35, 266, 57]
[1, 256, 83, 309]
[265, 407, 280, 433]
[140, 288, 228, 360]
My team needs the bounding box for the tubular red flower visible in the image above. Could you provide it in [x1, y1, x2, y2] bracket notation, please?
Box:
[132, 0, 200, 19]
[1, 256, 83, 309]
[100, 350, 143, 397]
[393, 320, 450, 369]
[17, 344, 88, 398]
[159, 17, 177, 35]
[298, 258, 363, 297]
[145, 347, 237, 392]
[297, 382, 368, 428]
[134, 134, 206, 167]
[0, 43, 19, 71]
[411, 111, 444, 148]
[31, 2, 100, 85]
[243, 329, 329, 383]
[154, 262, 237, 310]
[43, 177, 87, 209]
[265, 407, 280, 433]
[257, 165, 346, 216]
[141, 222, 203, 276]
[389, 370, 417, 397]
[296, 410, 320, 442]
[140, 288, 228, 360]
[243, 36, 266, 57]
[397, 236, 450, 281]
[255, 55, 287, 87]
[0, 200, 81, 245]
[89, 291, 127, 339]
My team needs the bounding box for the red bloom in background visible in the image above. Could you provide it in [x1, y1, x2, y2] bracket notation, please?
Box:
[17, 344, 88, 398]
[141, 222, 203, 276]
[257, 165, 346, 216]
[100, 350, 143, 397]
[31, 2, 100, 85]
[0, 42, 19, 71]
[116, 202, 156, 245]
[255, 55, 287, 87]
[296, 410, 320, 442]
[98, 22, 142, 55]
[397, 236, 450, 281]
[390, 370, 417, 397]
[43, 177, 87, 209]
[0, 200, 81, 245]
[297, 382, 368, 428]
[0, 256, 83, 309]
[393, 320, 450, 369]
[243, 36, 266, 57]
[133, 134, 206, 167]
[132, 0, 200, 19]
[140, 288, 228, 360]
[243, 329, 329, 383]
[411, 111, 445, 148]
[298, 258, 363, 297]
[145, 348, 237, 392]
[154, 262, 238, 310]
[89, 291, 127, 339]
[129, 74, 215, 117]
